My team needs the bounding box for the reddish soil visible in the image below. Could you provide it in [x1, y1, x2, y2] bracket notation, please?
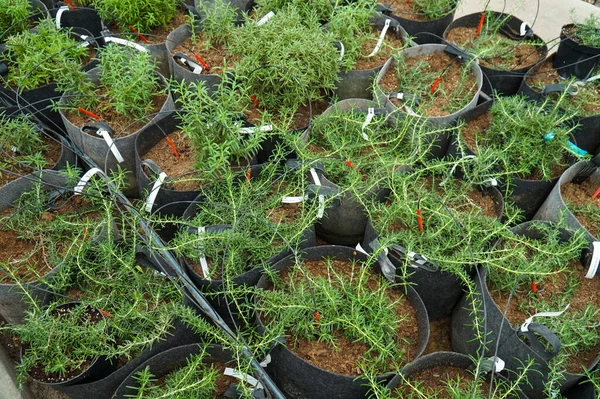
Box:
[278, 258, 420, 376]
[0, 134, 62, 187]
[143, 130, 203, 191]
[172, 34, 238, 75]
[446, 26, 542, 70]
[392, 366, 485, 398]
[381, 52, 478, 117]
[562, 179, 600, 238]
[424, 317, 453, 354]
[489, 260, 600, 373]
[354, 31, 405, 71]
[460, 112, 492, 151]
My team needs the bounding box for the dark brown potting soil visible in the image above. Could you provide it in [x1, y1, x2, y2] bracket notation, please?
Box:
[289, 100, 330, 130]
[424, 317, 453, 354]
[382, 52, 478, 117]
[266, 202, 302, 225]
[489, 260, 600, 374]
[0, 134, 62, 187]
[280, 257, 419, 376]
[460, 112, 492, 151]
[213, 361, 238, 397]
[354, 32, 405, 71]
[392, 366, 485, 398]
[527, 58, 560, 88]
[562, 179, 600, 238]
[172, 34, 238, 75]
[446, 26, 542, 70]
[66, 90, 168, 138]
[143, 130, 203, 191]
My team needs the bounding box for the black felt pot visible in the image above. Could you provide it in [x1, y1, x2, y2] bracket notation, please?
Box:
[554, 24, 600, 80]
[444, 12, 548, 96]
[255, 245, 430, 399]
[381, 0, 458, 44]
[54, 319, 200, 399]
[59, 67, 176, 197]
[362, 181, 503, 321]
[451, 221, 598, 399]
[334, 15, 409, 100]
[54, 3, 103, 38]
[113, 344, 236, 398]
[386, 351, 529, 398]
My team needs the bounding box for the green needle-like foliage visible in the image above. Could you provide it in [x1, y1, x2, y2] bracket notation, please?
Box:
[194, 0, 238, 48]
[0, 0, 32, 40]
[0, 113, 50, 175]
[410, 0, 458, 20]
[5, 19, 89, 90]
[572, 14, 600, 48]
[231, 6, 339, 113]
[93, 0, 178, 33]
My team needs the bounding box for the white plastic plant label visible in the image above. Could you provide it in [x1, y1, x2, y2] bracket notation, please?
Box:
[585, 241, 600, 279]
[104, 36, 149, 53]
[74, 168, 103, 195]
[55, 6, 69, 30]
[197, 226, 211, 281]
[309, 168, 325, 218]
[482, 356, 505, 373]
[281, 195, 306, 204]
[224, 368, 264, 390]
[177, 56, 203, 74]
[520, 22, 530, 36]
[95, 129, 124, 163]
[337, 41, 345, 61]
[257, 11, 275, 26]
[520, 304, 570, 332]
[361, 108, 374, 141]
[368, 19, 391, 57]
[355, 243, 369, 255]
[238, 125, 273, 134]
[144, 172, 168, 213]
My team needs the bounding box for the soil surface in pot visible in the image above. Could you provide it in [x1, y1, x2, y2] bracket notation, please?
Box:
[277, 257, 420, 376]
[0, 196, 100, 284]
[489, 260, 600, 374]
[143, 130, 202, 191]
[562, 178, 600, 238]
[392, 365, 490, 398]
[66, 89, 168, 137]
[446, 26, 542, 70]
[384, 0, 452, 21]
[380, 52, 478, 117]
[353, 31, 405, 71]
[424, 317, 452, 354]
[171, 32, 239, 75]
[110, 7, 189, 45]
[527, 58, 600, 116]
[459, 112, 570, 181]
[0, 135, 62, 187]
[27, 304, 103, 383]
[562, 24, 600, 48]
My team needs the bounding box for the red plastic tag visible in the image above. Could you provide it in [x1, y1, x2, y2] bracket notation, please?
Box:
[78, 107, 100, 120]
[246, 168, 252, 183]
[592, 186, 600, 200]
[531, 281, 537, 293]
[476, 13, 485, 38]
[430, 77, 441, 94]
[130, 26, 149, 43]
[193, 54, 210, 72]
[99, 309, 113, 319]
[165, 137, 179, 158]
[417, 209, 423, 233]
[250, 95, 261, 107]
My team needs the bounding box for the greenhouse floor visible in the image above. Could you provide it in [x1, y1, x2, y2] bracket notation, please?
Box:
[1, 0, 599, 398]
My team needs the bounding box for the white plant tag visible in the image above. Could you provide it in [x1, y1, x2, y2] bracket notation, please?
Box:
[361, 108, 374, 141]
[177, 56, 203, 74]
[483, 356, 505, 372]
[77, 34, 91, 48]
[355, 243, 369, 255]
[96, 129, 124, 163]
[309, 168, 325, 219]
[144, 172, 167, 213]
[309, 168, 322, 186]
[257, 11, 275, 26]
[224, 368, 263, 390]
[74, 168, 103, 195]
[395, 93, 404, 100]
[260, 354, 271, 367]
[196, 226, 211, 280]
[104, 36, 149, 53]
[368, 19, 391, 57]
[337, 41, 345, 61]
[281, 195, 306, 204]
[520, 22, 530, 36]
[55, 6, 69, 30]
[238, 125, 273, 134]
[585, 241, 600, 279]
[520, 304, 570, 332]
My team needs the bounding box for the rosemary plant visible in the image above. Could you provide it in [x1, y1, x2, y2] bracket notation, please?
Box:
[0, 0, 32, 40]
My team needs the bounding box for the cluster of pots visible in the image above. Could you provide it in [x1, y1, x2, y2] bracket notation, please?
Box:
[1, 0, 600, 398]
